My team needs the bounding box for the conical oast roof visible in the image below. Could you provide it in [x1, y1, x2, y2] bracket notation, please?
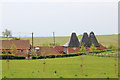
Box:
[89, 32, 100, 47]
[68, 33, 80, 47]
[80, 32, 91, 47]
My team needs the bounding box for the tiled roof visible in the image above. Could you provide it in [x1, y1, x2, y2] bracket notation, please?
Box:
[55, 46, 64, 54]
[63, 33, 80, 47]
[89, 32, 100, 47]
[34, 46, 61, 55]
[68, 33, 80, 47]
[97, 43, 106, 50]
[0, 40, 30, 49]
[80, 32, 91, 47]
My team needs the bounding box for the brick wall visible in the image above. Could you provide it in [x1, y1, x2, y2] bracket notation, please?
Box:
[67, 47, 80, 54]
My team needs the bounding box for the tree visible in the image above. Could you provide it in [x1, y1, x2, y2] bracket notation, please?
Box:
[80, 44, 86, 73]
[90, 43, 97, 52]
[2, 29, 12, 37]
[80, 44, 86, 53]
[41, 44, 51, 72]
[11, 43, 18, 56]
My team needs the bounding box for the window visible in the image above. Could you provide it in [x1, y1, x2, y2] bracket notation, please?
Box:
[36, 49, 40, 53]
[35, 47, 40, 53]
[2, 51, 5, 54]
[20, 55, 23, 56]
[73, 47, 76, 50]
[26, 50, 29, 54]
[8, 51, 11, 54]
[21, 50, 24, 53]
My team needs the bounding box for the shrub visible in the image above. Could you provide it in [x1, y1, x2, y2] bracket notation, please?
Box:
[107, 44, 115, 50]
[55, 55, 62, 58]
[48, 55, 55, 58]
[80, 44, 86, 52]
[0, 55, 25, 59]
[0, 55, 14, 59]
[55, 43, 60, 46]
[14, 56, 25, 59]
[90, 44, 97, 52]
[32, 56, 38, 59]
[37, 56, 45, 59]
[11, 43, 18, 55]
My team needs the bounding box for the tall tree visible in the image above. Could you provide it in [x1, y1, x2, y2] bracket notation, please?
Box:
[2, 29, 12, 37]
[80, 44, 86, 53]
[11, 43, 18, 56]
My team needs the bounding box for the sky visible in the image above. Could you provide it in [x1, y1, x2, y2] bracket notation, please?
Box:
[0, 0, 118, 37]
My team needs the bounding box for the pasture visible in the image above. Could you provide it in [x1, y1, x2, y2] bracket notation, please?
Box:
[2, 55, 118, 78]
[22, 34, 118, 49]
[0, 34, 118, 78]
[0, 34, 118, 49]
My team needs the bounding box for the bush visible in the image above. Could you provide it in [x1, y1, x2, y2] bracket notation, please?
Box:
[0, 55, 25, 59]
[55, 55, 62, 58]
[90, 44, 97, 52]
[0, 55, 14, 59]
[107, 44, 115, 50]
[49, 55, 55, 58]
[37, 56, 45, 59]
[32, 56, 38, 59]
[14, 56, 25, 59]
[32, 53, 81, 59]
[88, 50, 107, 54]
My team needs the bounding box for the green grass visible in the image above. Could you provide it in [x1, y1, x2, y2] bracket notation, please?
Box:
[0, 34, 118, 49]
[1, 35, 118, 78]
[2, 55, 118, 78]
[21, 34, 119, 49]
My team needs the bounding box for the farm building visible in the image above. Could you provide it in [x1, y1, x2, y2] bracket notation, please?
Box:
[80, 31, 106, 50]
[0, 40, 64, 57]
[33, 46, 63, 56]
[63, 32, 106, 54]
[63, 33, 80, 54]
[0, 40, 31, 57]
[0, 31, 106, 58]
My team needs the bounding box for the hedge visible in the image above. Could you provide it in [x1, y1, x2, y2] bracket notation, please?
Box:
[88, 49, 113, 54]
[32, 49, 116, 59]
[0, 55, 25, 60]
[32, 53, 81, 59]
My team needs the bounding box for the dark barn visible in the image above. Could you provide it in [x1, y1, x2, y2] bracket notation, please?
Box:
[64, 32, 106, 54]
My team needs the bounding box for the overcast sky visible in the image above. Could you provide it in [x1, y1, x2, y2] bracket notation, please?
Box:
[0, 0, 118, 37]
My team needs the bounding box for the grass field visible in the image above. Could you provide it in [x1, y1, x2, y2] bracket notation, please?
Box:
[22, 35, 118, 49]
[0, 34, 118, 48]
[2, 55, 118, 78]
[0, 34, 118, 78]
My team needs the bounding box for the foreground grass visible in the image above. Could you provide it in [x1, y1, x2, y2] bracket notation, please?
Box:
[2, 55, 118, 78]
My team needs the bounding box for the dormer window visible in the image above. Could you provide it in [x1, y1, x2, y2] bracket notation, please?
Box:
[21, 49, 24, 53]
[35, 47, 40, 53]
[73, 47, 76, 50]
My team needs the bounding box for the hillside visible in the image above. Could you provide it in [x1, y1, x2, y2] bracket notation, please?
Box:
[0, 34, 118, 49]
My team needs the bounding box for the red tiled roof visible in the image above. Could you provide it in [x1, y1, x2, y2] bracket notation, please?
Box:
[40, 47, 61, 55]
[0, 40, 30, 49]
[34, 46, 61, 55]
[55, 46, 64, 54]
[97, 43, 106, 50]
